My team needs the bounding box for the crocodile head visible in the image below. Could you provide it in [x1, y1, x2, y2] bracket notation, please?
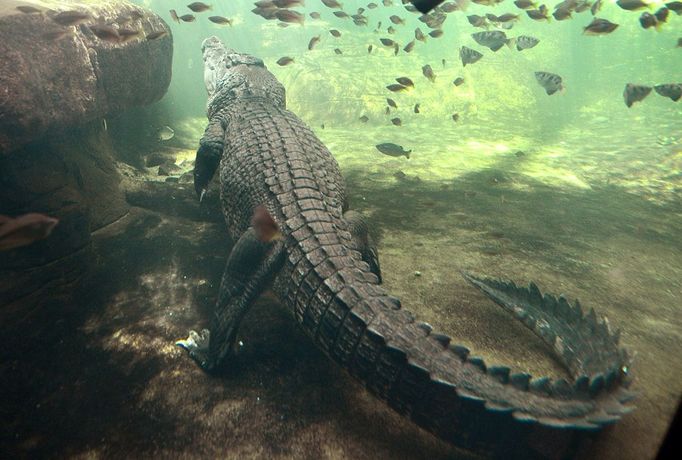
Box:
[201, 36, 285, 111]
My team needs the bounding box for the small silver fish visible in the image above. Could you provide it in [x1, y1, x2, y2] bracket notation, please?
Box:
[158, 126, 175, 141]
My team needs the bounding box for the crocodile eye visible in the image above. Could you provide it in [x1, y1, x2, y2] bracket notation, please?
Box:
[620, 365, 629, 376]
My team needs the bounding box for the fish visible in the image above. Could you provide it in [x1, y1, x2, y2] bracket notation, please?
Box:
[390, 15, 405, 25]
[310, 12, 321, 19]
[553, 7, 572, 20]
[467, 15, 488, 28]
[333, 11, 349, 18]
[535, 71, 563, 95]
[441, 2, 461, 13]
[273, 0, 306, 7]
[575, 1, 592, 12]
[391, 118, 402, 126]
[471, 31, 510, 52]
[639, 12, 658, 28]
[208, 16, 233, 25]
[654, 84, 681, 102]
[43, 30, 73, 41]
[453, 77, 465, 86]
[367, 2, 378, 8]
[252, 7, 278, 19]
[387, 84, 407, 92]
[277, 56, 295, 66]
[308, 36, 321, 50]
[442, 59, 446, 67]
[118, 28, 141, 42]
[275, 9, 305, 24]
[16, 6, 42, 14]
[422, 64, 436, 82]
[526, 8, 550, 21]
[677, 37, 682, 47]
[387, 98, 398, 108]
[514, 0, 537, 8]
[497, 13, 520, 22]
[414, 103, 420, 113]
[591, 0, 603, 14]
[330, 29, 341, 37]
[334, 48, 343, 54]
[376, 143, 411, 158]
[383, 0, 393, 5]
[380, 38, 395, 47]
[415, 28, 426, 42]
[368, 44, 373, 53]
[385, 107, 390, 115]
[359, 115, 369, 122]
[0, 213, 59, 251]
[666, 1, 682, 13]
[89, 25, 120, 43]
[179, 14, 196, 22]
[583, 17, 619, 34]
[623, 83, 652, 107]
[187, 2, 212, 12]
[452, 113, 460, 122]
[616, 0, 650, 10]
[251, 205, 282, 242]
[147, 30, 169, 40]
[321, 0, 343, 8]
[654, 7, 670, 22]
[460, 46, 483, 66]
[393, 43, 399, 56]
[52, 10, 90, 26]
[515, 35, 540, 51]
[429, 30, 444, 38]
[396, 77, 414, 88]
[387, 26, 396, 34]
[403, 40, 415, 52]
[158, 126, 175, 141]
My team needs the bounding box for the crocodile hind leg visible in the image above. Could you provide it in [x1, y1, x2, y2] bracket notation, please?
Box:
[344, 210, 382, 283]
[176, 228, 285, 372]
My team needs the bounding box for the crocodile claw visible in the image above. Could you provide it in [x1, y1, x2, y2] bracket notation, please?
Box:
[176, 329, 214, 371]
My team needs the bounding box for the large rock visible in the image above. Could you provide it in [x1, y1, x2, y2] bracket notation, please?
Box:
[0, 0, 173, 154]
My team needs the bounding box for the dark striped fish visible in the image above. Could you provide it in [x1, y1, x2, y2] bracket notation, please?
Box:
[535, 71, 563, 95]
[460, 46, 483, 67]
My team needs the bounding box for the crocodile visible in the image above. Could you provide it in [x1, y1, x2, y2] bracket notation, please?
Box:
[176, 36, 635, 457]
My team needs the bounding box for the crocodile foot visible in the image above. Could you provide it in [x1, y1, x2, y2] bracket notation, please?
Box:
[176, 329, 215, 372]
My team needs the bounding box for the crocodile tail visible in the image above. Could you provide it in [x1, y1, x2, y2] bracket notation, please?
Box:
[314, 270, 634, 453]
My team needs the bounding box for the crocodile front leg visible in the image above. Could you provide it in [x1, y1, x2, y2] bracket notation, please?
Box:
[177, 228, 285, 372]
[194, 115, 225, 200]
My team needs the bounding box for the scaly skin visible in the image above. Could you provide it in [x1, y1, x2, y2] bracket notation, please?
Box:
[178, 37, 635, 457]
